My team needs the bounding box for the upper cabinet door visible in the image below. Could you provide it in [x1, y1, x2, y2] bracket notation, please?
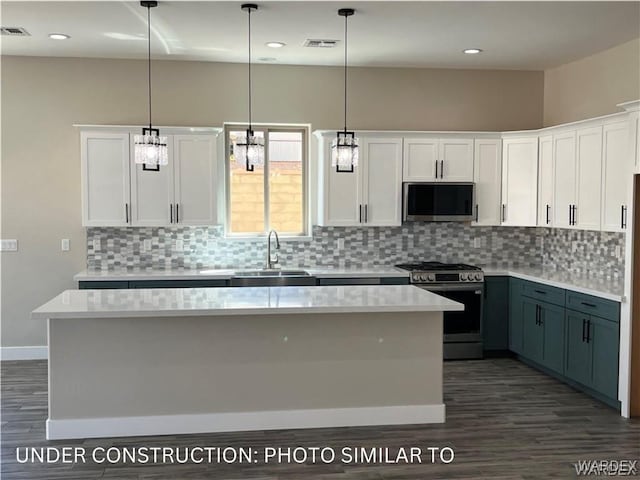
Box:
[402, 138, 438, 181]
[537, 135, 554, 227]
[601, 121, 630, 232]
[320, 138, 362, 226]
[552, 131, 577, 229]
[173, 135, 218, 226]
[361, 137, 403, 226]
[473, 139, 502, 226]
[130, 136, 174, 227]
[81, 131, 131, 227]
[439, 138, 474, 182]
[575, 126, 603, 231]
[501, 137, 538, 226]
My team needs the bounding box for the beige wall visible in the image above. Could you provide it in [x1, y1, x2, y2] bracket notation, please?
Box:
[543, 38, 640, 126]
[1, 55, 544, 348]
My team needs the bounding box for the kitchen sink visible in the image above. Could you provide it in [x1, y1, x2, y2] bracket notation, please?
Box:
[230, 269, 316, 287]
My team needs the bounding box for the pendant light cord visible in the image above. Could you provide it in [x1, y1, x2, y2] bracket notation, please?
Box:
[247, 7, 252, 133]
[343, 13, 348, 133]
[147, 5, 152, 130]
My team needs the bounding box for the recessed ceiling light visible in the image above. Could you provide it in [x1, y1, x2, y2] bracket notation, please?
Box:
[463, 48, 482, 54]
[266, 41, 285, 48]
[49, 33, 70, 40]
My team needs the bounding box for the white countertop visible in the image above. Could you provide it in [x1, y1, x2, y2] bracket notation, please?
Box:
[483, 266, 624, 302]
[33, 285, 463, 319]
[74, 267, 410, 281]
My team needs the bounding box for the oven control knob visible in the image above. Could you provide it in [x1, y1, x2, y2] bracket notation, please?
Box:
[421, 274, 429, 282]
[460, 273, 467, 281]
[428, 273, 435, 281]
[475, 273, 483, 281]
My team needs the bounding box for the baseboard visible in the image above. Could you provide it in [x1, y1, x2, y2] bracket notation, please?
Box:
[0, 346, 48, 361]
[46, 404, 446, 440]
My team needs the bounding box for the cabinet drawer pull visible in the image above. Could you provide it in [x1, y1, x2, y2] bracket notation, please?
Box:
[581, 302, 596, 308]
[534, 290, 547, 295]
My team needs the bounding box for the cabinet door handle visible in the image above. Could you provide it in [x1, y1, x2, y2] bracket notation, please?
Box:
[546, 204, 550, 225]
[568, 204, 572, 225]
[359, 204, 362, 223]
[535, 305, 539, 325]
[582, 319, 587, 342]
[364, 204, 368, 223]
[502, 204, 506, 222]
[581, 302, 596, 308]
[572, 205, 577, 225]
[475, 204, 479, 222]
[586, 320, 591, 343]
[176, 204, 179, 223]
[622, 205, 627, 229]
[170, 203, 173, 223]
[440, 160, 444, 179]
[434, 160, 438, 179]
[125, 203, 129, 224]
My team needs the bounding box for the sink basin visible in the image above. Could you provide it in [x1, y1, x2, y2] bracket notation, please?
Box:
[230, 270, 315, 287]
[233, 270, 310, 278]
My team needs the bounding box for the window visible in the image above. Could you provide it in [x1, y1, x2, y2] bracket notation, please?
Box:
[226, 126, 308, 236]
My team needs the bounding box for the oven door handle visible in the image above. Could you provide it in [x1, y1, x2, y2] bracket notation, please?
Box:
[416, 284, 483, 293]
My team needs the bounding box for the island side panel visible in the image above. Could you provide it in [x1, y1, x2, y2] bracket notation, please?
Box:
[48, 311, 443, 437]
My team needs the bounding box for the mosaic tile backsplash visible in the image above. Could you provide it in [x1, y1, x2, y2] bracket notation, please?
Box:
[86, 224, 625, 280]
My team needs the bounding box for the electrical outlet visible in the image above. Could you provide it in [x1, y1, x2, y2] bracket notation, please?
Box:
[61, 239, 70, 251]
[615, 246, 622, 258]
[93, 238, 101, 251]
[337, 238, 345, 249]
[473, 238, 481, 248]
[175, 239, 184, 252]
[0, 239, 18, 252]
[571, 241, 578, 253]
[143, 239, 152, 252]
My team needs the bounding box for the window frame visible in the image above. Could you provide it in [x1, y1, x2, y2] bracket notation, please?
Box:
[224, 124, 310, 238]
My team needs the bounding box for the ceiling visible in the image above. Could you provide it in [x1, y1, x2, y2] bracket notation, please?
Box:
[1, 1, 639, 70]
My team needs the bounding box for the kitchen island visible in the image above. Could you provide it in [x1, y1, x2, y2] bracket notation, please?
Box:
[32, 285, 462, 440]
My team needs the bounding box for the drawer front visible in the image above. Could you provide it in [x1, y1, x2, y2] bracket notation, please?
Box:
[566, 291, 620, 322]
[318, 277, 381, 286]
[79, 281, 129, 289]
[521, 280, 565, 307]
[129, 279, 229, 289]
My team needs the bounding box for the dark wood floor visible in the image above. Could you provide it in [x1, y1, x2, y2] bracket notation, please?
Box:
[2, 358, 639, 479]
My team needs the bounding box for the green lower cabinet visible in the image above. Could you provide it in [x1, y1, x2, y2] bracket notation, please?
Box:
[482, 277, 509, 351]
[508, 278, 524, 354]
[589, 316, 619, 400]
[540, 302, 565, 374]
[565, 311, 592, 386]
[522, 298, 543, 363]
[565, 309, 619, 401]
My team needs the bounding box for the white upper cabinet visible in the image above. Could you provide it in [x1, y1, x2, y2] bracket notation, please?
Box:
[575, 126, 603, 230]
[403, 137, 473, 182]
[472, 139, 502, 226]
[553, 131, 577, 228]
[130, 137, 175, 227]
[319, 134, 402, 227]
[601, 121, 630, 232]
[403, 138, 438, 181]
[501, 137, 538, 226]
[82, 128, 219, 227]
[537, 135, 554, 227]
[81, 131, 131, 227]
[173, 135, 218, 226]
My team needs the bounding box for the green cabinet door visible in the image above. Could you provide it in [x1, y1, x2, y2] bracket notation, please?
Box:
[540, 302, 565, 374]
[509, 278, 524, 354]
[482, 277, 509, 351]
[565, 310, 591, 387]
[522, 297, 544, 363]
[590, 316, 619, 400]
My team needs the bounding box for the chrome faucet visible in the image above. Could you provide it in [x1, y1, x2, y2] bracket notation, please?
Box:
[266, 230, 281, 270]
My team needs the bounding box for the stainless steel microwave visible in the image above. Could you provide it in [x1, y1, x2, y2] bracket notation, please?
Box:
[403, 182, 475, 222]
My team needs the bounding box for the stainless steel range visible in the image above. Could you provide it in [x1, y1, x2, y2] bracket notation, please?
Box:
[396, 261, 484, 360]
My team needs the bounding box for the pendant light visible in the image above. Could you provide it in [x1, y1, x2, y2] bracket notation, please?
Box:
[234, 3, 264, 172]
[134, 0, 168, 169]
[332, 8, 358, 173]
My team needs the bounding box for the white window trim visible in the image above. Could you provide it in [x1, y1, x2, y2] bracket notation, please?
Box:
[223, 123, 311, 239]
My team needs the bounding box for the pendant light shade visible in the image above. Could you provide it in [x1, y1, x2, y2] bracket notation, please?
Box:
[332, 8, 359, 173]
[134, 0, 168, 168]
[234, 3, 264, 172]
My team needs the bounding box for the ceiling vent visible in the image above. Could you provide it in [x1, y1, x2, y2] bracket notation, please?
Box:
[1, 27, 30, 36]
[304, 39, 339, 48]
